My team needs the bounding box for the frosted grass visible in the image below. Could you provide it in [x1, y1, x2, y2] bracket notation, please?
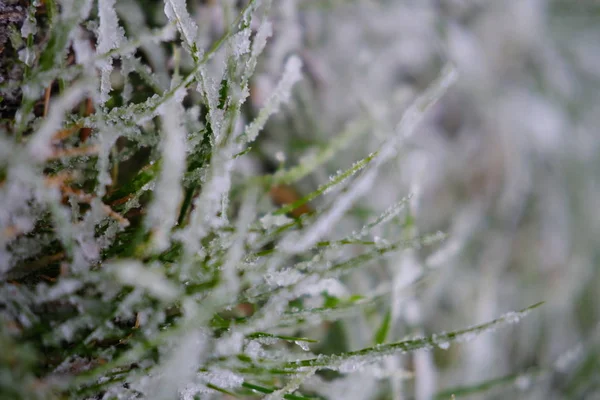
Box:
[164, 0, 199, 51]
[3, 1, 593, 400]
[112, 260, 180, 302]
[146, 99, 187, 251]
[27, 82, 90, 160]
[280, 302, 543, 372]
[281, 64, 457, 253]
[97, 0, 123, 103]
[244, 55, 303, 143]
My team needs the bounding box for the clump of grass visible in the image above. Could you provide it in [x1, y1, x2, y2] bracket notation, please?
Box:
[0, 1, 556, 399]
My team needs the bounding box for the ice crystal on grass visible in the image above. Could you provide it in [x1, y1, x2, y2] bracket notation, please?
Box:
[260, 213, 293, 229]
[97, 0, 124, 103]
[164, 0, 199, 52]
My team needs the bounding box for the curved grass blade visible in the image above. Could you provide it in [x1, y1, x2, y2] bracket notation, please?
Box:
[280, 302, 544, 372]
[257, 117, 373, 187]
[273, 151, 377, 216]
[247, 332, 318, 344]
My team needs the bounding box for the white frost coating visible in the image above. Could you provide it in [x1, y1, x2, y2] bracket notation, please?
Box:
[450, 305, 539, 346]
[244, 340, 264, 359]
[292, 277, 347, 301]
[260, 214, 293, 230]
[281, 65, 458, 254]
[355, 195, 411, 238]
[336, 356, 370, 373]
[232, 27, 251, 57]
[251, 21, 273, 63]
[215, 331, 244, 356]
[150, 330, 206, 400]
[179, 368, 244, 400]
[197, 66, 224, 141]
[73, 27, 95, 65]
[146, 99, 187, 251]
[286, 305, 538, 383]
[39, 279, 83, 302]
[97, 0, 123, 103]
[265, 268, 304, 287]
[503, 311, 523, 324]
[177, 141, 238, 256]
[27, 83, 89, 160]
[164, 0, 198, 48]
[59, 0, 92, 20]
[244, 55, 303, 143]
[437, 341, 450, 350]
[21, 6, 38, 38]
[94, 121, 120, 196]
[295, 340, 311, 351]
[18, 48, 35, 67]
[218, 189, 257, 295]
[431, 334, 450, 350]
[113, 261, 179, 301]
[199, 368, 244, 389]
[238, 21, 273, 107]
[373, 236, 390, 249]
[322, 170, 344, 195]
[179, 385, 209, 400]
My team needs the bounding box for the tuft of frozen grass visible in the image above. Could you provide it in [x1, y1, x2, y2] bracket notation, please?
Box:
[2, 1, 597, 400]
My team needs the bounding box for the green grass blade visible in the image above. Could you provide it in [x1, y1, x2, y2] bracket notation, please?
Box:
[281, 302, 544, 372]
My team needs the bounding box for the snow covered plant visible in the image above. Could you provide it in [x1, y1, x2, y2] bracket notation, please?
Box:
[0, 1, 546, 399]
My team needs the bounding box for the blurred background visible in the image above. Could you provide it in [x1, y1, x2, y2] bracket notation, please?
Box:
[246, 0, 600, 398]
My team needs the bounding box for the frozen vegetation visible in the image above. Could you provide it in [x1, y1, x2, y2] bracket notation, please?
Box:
[0, 0, 599, 399]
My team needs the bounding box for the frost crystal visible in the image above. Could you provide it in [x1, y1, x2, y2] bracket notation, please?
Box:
[113, 261, 179, 301]
[164, 0, 199, 50]
[199, 368, 244, 389]
[150, 330, 207, 399]
[260, 213, 293, 229]
[232, 27, 251, 57]
[295, 340, 311, 351]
